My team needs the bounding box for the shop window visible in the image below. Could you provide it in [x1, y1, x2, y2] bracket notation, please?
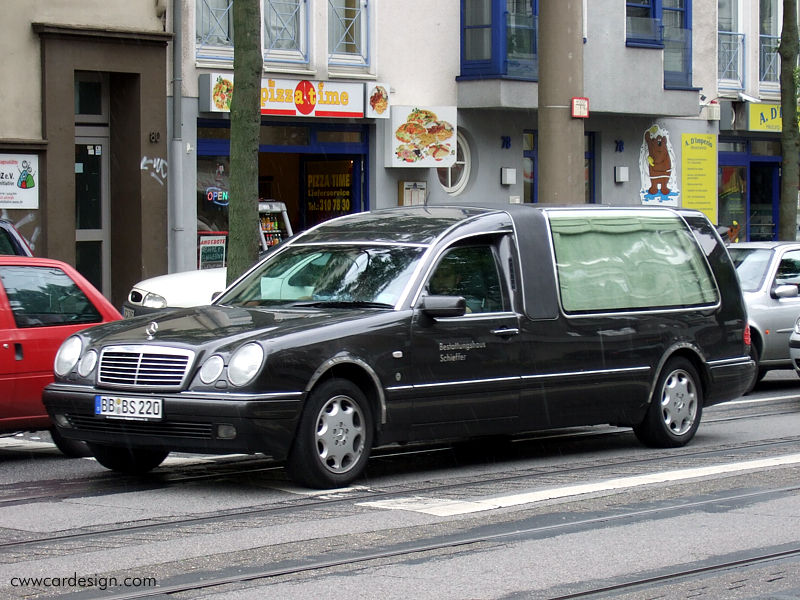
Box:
[316, 130, 363, 144]
[438, 130, 471, 196]
[259, 125, 309, 146]
[264, 0, 309, 64]
[328, 0, 369, 67]
[460, 0, 538, 80]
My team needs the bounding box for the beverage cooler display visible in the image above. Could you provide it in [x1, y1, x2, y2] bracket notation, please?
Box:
[258, 201, 294, 250]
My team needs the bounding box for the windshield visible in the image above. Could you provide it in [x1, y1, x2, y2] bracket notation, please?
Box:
[728, 247, 773, 292]
[216, 244, 425, 308]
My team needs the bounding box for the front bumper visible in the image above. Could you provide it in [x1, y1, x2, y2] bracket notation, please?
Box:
[43, 383, 305, 460]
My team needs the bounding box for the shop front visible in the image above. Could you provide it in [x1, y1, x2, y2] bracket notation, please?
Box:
[196, 75, 385, 264]
[718, 102, 785, 242]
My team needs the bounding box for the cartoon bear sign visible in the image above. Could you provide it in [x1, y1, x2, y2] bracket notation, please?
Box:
[639, 124, 678, 206]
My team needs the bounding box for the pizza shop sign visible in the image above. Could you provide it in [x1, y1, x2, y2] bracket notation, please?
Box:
[200, 73, 364, 118]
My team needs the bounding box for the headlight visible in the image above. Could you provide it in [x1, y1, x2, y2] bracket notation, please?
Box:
[228, 343, 264, 387]
[77, 349, 98, 377]
[54, 336, 83, 376]
[143, 292, 167, 309]
[199, 355, 225, 384]
[794, 317, 800, 335]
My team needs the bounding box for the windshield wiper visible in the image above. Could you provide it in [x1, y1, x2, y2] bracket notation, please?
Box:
[290, 300, 393, 309]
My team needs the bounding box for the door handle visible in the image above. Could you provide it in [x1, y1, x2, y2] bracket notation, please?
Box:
[491, 327, 519, 337]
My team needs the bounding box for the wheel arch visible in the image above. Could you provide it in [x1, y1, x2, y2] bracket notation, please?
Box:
[648, 344, 709, 406]
[305, 353, 387, 428]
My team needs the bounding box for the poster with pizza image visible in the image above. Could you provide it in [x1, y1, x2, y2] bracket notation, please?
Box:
[386, 106, 457, 167]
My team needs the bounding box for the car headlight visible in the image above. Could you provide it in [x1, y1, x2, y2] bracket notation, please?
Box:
[54, 336, 83, 377]
[77, 349, 98, 377]
[794, 317, 800, 335]
[143, 292, 167, 309]
[227, 343, 264, 387]
[199, 355, 225, 384]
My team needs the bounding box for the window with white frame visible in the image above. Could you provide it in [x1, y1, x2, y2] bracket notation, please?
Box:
[197, 0, 234, 48]
[718, 0, 744, 88]
[328, 0, 369, 67]
[759, 0, 780, 83]
[437, 130, 471, 196]
[264, 0, 309, 63]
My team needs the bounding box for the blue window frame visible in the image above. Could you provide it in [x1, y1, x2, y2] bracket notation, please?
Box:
[264, 0, 309, 64]
[328, 0, 369, 67]
[626, 0, 692, 89]
[460, 0, 539, 80]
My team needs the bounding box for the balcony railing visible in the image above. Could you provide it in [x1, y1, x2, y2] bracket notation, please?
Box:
[718, 31, 745, 89]
[760, 34, 780, 83]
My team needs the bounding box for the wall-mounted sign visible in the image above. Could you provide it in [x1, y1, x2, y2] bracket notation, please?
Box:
[0, 154, 38, 209]
[748, 102, 782, 132]
[681, 133, 717, 224]
[365, 83, 390, 119]
[639, 124, 679, 206]
[385, 106, 457, 168]
[199, 74, 365, 118]
[571, 97, 589, 118]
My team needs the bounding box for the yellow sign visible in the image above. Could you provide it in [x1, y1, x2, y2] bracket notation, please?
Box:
[681, 133, 717, 224]
[749, 103, 782, 132]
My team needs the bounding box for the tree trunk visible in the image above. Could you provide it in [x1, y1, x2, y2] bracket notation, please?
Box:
[778, 0, 799, 241]
[227, 0, 263, 285]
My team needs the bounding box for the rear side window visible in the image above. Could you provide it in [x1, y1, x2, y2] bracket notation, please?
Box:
[0, 228, 17, 255]
[550, 212, 719, 313]
[0, 265, 101, 328]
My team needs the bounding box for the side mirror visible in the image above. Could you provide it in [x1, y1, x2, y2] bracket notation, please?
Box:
[211, 291, 222, 301]
[420, 295, 467, 318]
[772, 284, 799, 299]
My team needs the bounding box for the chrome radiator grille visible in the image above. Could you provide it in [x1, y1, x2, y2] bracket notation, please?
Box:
[98, 345, 195, 389]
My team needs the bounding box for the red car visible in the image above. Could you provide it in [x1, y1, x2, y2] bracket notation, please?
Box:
[0, 256, 121, 455]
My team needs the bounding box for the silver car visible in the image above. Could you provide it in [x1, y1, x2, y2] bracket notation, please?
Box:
[728, 241, 800, 389]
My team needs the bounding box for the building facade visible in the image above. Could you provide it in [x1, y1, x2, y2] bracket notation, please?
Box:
[3, 1, 796, 299]
[1, 1, 170, 308]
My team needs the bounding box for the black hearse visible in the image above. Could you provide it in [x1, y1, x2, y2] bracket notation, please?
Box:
[44, 205, 754, 488]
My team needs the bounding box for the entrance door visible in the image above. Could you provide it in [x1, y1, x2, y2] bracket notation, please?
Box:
[74, 135, 111, 295]
[750, 162, 779, 241]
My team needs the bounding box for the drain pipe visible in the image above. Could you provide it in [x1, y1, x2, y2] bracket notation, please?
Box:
[168, 0, 185, 272]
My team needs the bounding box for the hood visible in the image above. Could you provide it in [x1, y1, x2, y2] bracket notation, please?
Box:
[80, 304, 391, 350]
[132, 268, 228, 307]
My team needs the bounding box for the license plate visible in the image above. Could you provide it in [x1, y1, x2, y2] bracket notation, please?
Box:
[95, 395, 163, 421]
[123, 307, 134, 318]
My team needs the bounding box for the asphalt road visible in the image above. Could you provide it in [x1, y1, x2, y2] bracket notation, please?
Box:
[0, 371, 799, 599]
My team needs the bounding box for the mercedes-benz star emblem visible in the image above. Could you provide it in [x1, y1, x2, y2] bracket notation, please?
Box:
[145, 321, 159, 339]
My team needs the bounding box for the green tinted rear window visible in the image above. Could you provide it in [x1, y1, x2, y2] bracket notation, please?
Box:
[549, 212, 719, 313]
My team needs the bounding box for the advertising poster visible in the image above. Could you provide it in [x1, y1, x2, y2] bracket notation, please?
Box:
[198, 235, 227, 269]
[681, 133, 718, 224]
[639, 124, 679, 206]
[365, 82, 390, 119]
[0, 154, 39, 209]
[386, 106, 457, 168]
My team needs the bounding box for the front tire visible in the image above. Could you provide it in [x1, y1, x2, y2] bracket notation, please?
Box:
[87, 443, 168, 474]
[634, 358, 702, 448]
[287, 378, 373, 489]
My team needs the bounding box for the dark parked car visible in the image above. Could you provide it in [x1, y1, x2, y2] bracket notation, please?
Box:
[0, 219, 33, 257]
[0, 256, 122, 456]
[44, 205, 753, 486]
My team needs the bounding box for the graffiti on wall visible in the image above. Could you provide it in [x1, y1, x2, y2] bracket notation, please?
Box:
[638, 124, 679, 206]
[141, 156, 168, 186]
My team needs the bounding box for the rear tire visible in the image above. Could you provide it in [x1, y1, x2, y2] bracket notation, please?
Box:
[87, 443, 168, 474]
[286, 378, 373, 489]
[634, 358, 702, 448]
[744, 343, 760, 395]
